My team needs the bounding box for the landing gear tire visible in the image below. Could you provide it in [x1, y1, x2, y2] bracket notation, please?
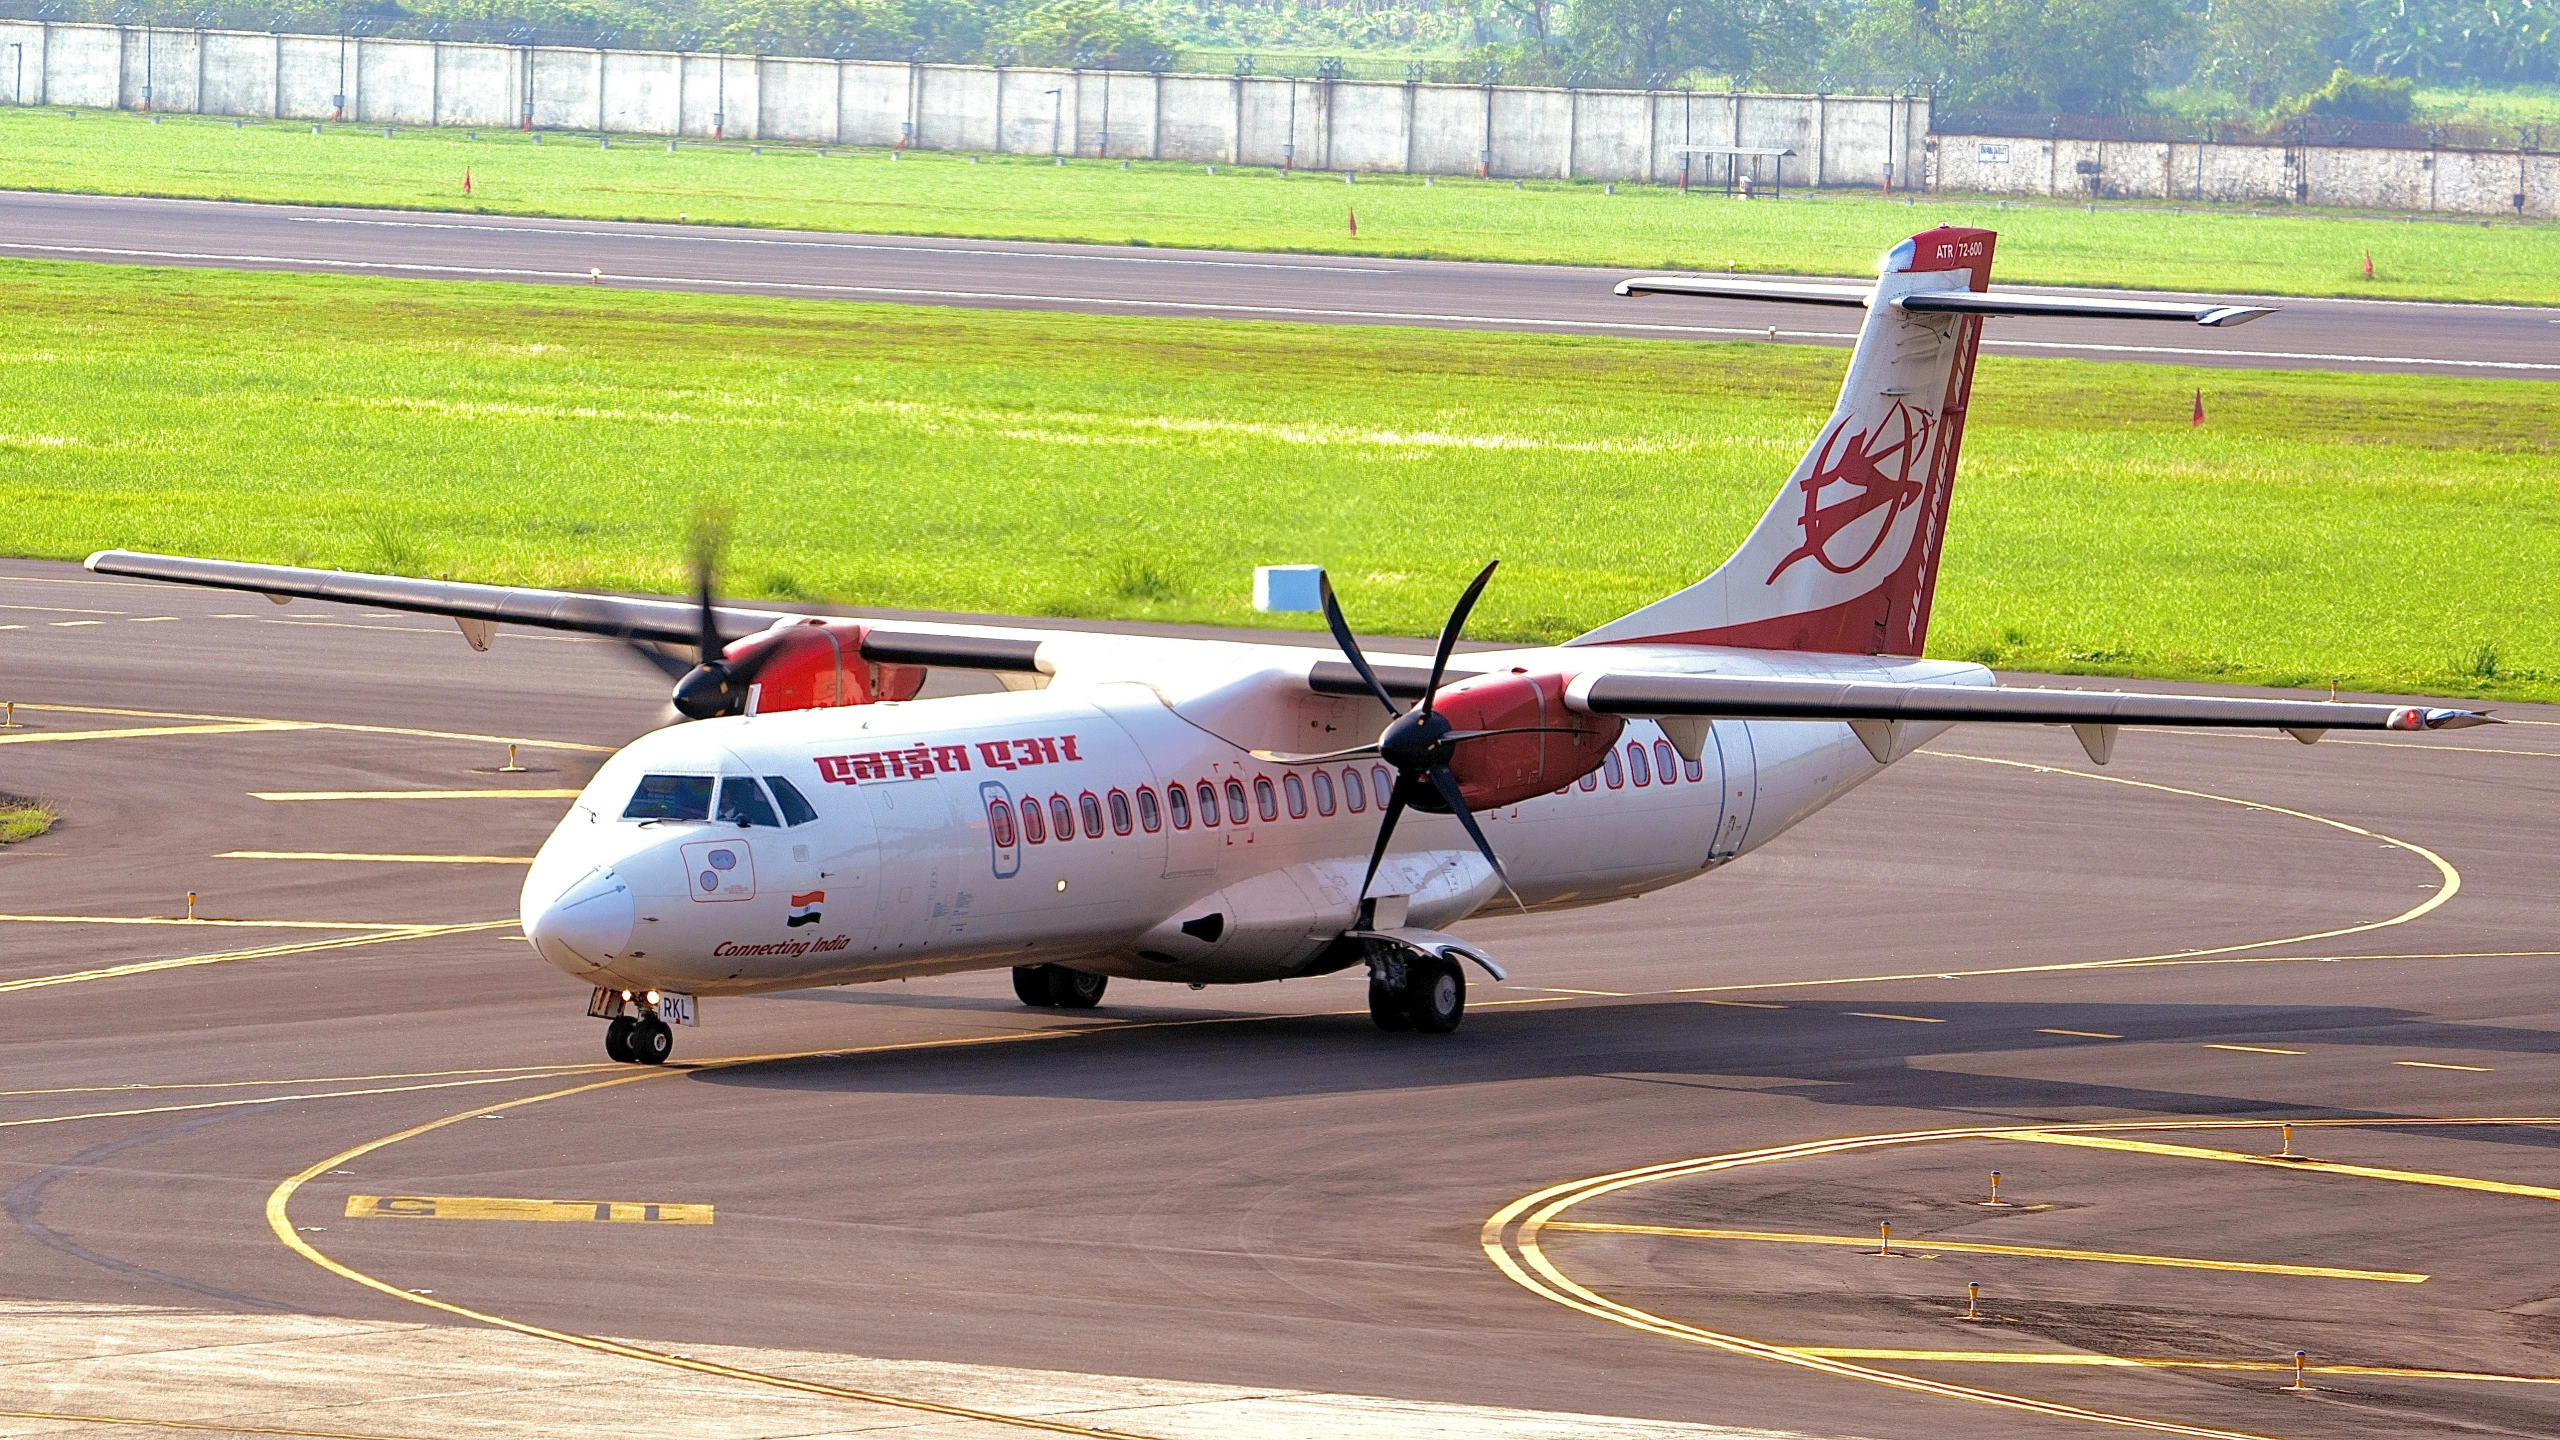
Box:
[1012, 965, 1059, 1007]
[1368, 976, 1416, 1032]
[603, 1016, 637, 1063]
[1049, 967, 1108, 1009]
[628, 1016, 674, 1065]
[1406, 956, 1464, 1034]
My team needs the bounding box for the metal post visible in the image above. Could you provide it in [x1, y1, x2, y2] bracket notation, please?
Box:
[1097, 67, 1109, 159]
[140, 24, 150, 111]
[1283, 76, 1295, 172]
[1045, 86, 1060, 156]
[712, 49, 725, 139]
[10, 44, 20, 107]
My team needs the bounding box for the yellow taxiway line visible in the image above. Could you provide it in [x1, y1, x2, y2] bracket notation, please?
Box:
[0, 1062, 611, 1099]
[251, 789, 583, 801]
[0, 919, 517, 994]
[215, 851, 536, 865]
[346, 1194, 713, 1224]
[2008, 1130, 2560, 1202]
[0, 914, 429, 931]
[1538, 1220, 2429, 1282]
[1790, 1349, 2560, 1383]
[0, 720, 316, 746]
[0, 1407, 431, 1440]
[12, 702, 614, 754]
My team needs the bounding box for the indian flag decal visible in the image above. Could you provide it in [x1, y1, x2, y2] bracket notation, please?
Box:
[786, 891, 824, 928]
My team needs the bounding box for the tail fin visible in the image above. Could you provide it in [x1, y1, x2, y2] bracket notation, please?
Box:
[1575, 226, 1995, 656]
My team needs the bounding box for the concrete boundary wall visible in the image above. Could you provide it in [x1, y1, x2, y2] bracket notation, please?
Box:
[0, 19, 1929, 185]
[1933, 132, 2555, 219]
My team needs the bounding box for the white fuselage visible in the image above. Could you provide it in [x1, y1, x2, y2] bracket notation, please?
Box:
[519, 636, 1988, 998]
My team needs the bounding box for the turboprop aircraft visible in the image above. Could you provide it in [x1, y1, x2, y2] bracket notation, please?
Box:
[89, 226, 2493, 1064]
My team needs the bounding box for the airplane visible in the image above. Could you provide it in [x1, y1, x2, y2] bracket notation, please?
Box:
[87, 225, 2493, 1064]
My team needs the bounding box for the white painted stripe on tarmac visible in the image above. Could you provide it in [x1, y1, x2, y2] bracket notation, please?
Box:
[8, 240, 2553, 372]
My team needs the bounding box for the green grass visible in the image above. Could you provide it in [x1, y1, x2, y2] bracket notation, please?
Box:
[2413, 83, 2560, 127]
[3, 257, 2553, 702]
[5, 107, 2556, 305]
[0, 801, 58, 845]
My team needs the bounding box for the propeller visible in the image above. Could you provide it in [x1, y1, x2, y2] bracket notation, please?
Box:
[669, 505, 753, 719]
[1312, 563, 1528, 914]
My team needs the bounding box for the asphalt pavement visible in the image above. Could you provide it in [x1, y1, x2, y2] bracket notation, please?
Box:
[2, 190, 2552, 379]
[8, 553, 2560, 1439]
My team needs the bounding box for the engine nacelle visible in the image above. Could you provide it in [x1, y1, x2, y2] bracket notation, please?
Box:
[1433, 670, 1623, 811]
[725, 619, 924, 714]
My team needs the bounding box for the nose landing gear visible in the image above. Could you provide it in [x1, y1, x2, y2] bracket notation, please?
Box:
[590, 986, 678, 1064]
[1012, 964, 1109, 1009]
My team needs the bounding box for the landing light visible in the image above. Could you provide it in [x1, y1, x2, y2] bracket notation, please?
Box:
[1055, 879, 1068, 892]
[645, 989, 661, 1005]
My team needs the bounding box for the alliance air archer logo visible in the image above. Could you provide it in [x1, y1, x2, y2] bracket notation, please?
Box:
[786, 891, 824, 928]
[1766, 400, 1937, 583]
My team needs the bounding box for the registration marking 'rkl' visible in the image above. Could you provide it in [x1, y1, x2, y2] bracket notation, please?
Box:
[344, 1194, 712, 1224]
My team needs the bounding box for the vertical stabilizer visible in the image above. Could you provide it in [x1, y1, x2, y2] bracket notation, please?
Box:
[1575, 227, 1995, 656]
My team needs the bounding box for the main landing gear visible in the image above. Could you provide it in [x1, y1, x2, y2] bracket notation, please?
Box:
[605, 1014, 674, 1064]
[1013, 964, 1109, 1009]
[1368, 950, 1464, 1035]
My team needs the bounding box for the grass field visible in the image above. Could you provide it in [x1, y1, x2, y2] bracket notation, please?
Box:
[4, 258, 2552, 701]
[0, 800, 58, 845]
[4, 108, 2555, 305]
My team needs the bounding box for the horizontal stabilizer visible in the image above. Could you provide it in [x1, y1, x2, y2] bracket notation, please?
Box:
[1563, 671, 2495, 734]
[1615, 275, 2273, 327]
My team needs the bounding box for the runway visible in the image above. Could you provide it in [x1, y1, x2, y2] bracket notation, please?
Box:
[2, 190, 2553, 379]
[8, 552, 2560, 1440]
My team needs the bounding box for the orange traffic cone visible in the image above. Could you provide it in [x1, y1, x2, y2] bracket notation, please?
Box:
[463, 168, 472, 197]
[2362, 250, 2374, 279]
[2191, 389, 2205, 427]
[1347, 207, 1357, 238]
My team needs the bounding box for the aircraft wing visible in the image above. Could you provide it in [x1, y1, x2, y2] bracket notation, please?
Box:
[83, 550, 1050, 674]
[1612, 275, 2273, 326]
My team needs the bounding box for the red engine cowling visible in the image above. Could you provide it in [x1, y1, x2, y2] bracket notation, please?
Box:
[722, 620, 925, 714]
[1433, 669, 1623, 811]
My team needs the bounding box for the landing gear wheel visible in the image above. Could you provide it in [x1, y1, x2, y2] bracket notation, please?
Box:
[603, 1016, 637, 1063]
[1049, 967, 1108, 1009]
[1406, 956, 1464, 1034]
[1369, 976, 1415, 1031]
[628, 1016, 674, 1065]
[1012, 965, 1059, 1007]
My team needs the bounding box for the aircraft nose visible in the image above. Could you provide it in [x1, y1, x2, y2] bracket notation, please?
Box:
[526, 867, 635, 971]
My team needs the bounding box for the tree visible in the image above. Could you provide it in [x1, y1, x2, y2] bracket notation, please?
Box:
[1566, 0, 1823, 84]
[995, 0, 1170, 66]
[2197, 0, 2343, 110]
[1830, 0, 2194, 113]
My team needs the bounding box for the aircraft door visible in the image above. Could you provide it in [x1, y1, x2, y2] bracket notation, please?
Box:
[1709, 721, 1757, 861]
[865, 777, 958, 953]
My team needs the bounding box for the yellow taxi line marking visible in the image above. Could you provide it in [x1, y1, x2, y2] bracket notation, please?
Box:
[0, 720, 316, 746]
[0, 1073, 605, 1131]
[215, 851, 537, 865]
[1788, 1350, 2560, 1383]
[346, 1194, 711, 1224]
[2397, 1060, 2494, 1072]
[0, 1062, 607, 1097]
[131, 616, 181, 622]
[48, 620, 105, 627]
[2037, 1028, 2123, 1038]
[2007, 1130, 2560, 1201]
[1690, 998, 1787, 1009]
[0, 1406, 433, 1440]
[2153, 727, 2560, 761]
[0, 603, 123, 614]
[2201, 1043, 2305, 1055]
[0, 914, 426, 931]
[16, 703, 613, 753]
[1849, 1011, 1944, 1024]
[251, 789, 584, 801]
[1539, 1220, 2426, 1282]
[1542, 987, 1626, 997]
[0, 919, 516, 994]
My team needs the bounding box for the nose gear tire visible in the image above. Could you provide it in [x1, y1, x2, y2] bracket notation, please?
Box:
[603, 1016, 637, 1063]
[629, 1016, 674, 1064]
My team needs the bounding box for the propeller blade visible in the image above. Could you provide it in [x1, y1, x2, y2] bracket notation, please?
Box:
[1247, 744, 1384, 766]
[1426, 764, 1526, 912]
[1438, 725, 1586, 743]
[688, 503, 732, 666]
[618, 636, 696, 683]
[1358, 783, 1409, 903]
[1319, 570, 1400, 719]
[1419, 560, 1498, 719]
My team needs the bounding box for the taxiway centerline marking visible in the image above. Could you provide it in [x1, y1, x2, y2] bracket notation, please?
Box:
[1538, 1220, 2427, 1282]
[0, 602, 123, 614]
[1849, 1011, 1944, 1024]
[0, 1407, 432, 1440]
[0, 720, 315, 746]
[2006, 1130, 2560, 1201]
[215, 851, 537, 865]
[0, 914, 431, 931]
[0, 1073, 608, 1131]
[14, 702, 614, 753]
[346, 1194, 712, 1224]
[1788, 1350, 2560, 1383]
[1689, 998, 1786, 1009]
[2201, 1043, 2305, 1055]
[0, 1062, 610, 1098]
[0, 919, 516, 994]
[2396, 1060, 2494, 1072]
[250, 789, 584, 801]
[2037, 1027, 2123, 1038]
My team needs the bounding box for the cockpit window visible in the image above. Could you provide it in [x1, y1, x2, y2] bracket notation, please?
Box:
[623, 774, 713, 821]
[765, 775, 818, 827]
[718, 777, 782, 828]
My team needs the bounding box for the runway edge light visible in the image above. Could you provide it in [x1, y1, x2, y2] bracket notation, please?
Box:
[1253, 565, 1324, 613]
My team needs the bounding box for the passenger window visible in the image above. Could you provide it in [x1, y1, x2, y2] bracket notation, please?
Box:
[764, 775, 819, 826]
[1654, 741, 1678, 783]
[1311, 769, 1335, 815]
[1579, 769, 1599, 792]
[1627, 741, 1651, 787]
[1226, 779, 1249, 825]
[1372, 765, 1394, 808]
[1686, 757, 1705, 782]
[624, 774, 713, 821]
[1051, 794, 1075, 841]
[988, 797, 1018, 848]
[1198, 780, 1220, 826]
[1343, 767, 1366, 812]
[1603, 748, 1624, 788]
[1255, 777, 1278, 822]
[1021, 795, 1048, 843]
[1137, 787, 1162, 832]
[1283, 773, 1306, 818]
[718, 777, 784, 827]
[1080, 792, 1105, 838]
[1108, 789, 1134, 836]
[1168, 783, 1192, 829]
